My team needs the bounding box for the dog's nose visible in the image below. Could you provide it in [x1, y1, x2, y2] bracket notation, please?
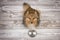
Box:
[31, 22, 33, 23]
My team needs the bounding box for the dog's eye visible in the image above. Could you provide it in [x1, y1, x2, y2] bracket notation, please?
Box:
[26, 18, 30, 21]
[27, 18, 30, 19]
[27, 18, 31, 20]
[33, 18, 35, 19]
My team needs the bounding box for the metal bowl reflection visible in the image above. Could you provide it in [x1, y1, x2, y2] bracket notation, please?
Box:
[28, 30, 37, 37]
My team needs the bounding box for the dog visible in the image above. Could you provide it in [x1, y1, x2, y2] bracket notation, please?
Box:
[23, 3, 40, 29]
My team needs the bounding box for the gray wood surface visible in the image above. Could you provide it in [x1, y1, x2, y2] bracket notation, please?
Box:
[0, 0, 60, 40]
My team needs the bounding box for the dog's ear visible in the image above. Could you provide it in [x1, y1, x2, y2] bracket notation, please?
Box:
[25, 11, 29, 16]
[35, 11, 37, 15]
[34, 11, 39, 18]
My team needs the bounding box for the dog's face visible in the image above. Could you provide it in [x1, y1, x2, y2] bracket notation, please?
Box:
[25, 11, 38, 27]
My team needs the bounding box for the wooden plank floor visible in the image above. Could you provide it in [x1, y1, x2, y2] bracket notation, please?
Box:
[0, 0, 60, 40]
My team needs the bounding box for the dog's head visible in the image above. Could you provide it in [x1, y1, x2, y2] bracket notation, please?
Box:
[25, 11, 38, 26]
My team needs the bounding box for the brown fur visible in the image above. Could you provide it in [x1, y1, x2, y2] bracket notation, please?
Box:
[23, 3, 40, 28]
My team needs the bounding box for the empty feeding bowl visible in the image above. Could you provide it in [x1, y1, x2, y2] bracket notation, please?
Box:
[28, 30, 37, 37]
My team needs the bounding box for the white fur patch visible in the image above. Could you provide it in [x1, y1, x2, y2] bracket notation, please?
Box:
[28, 24, 36, 30]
